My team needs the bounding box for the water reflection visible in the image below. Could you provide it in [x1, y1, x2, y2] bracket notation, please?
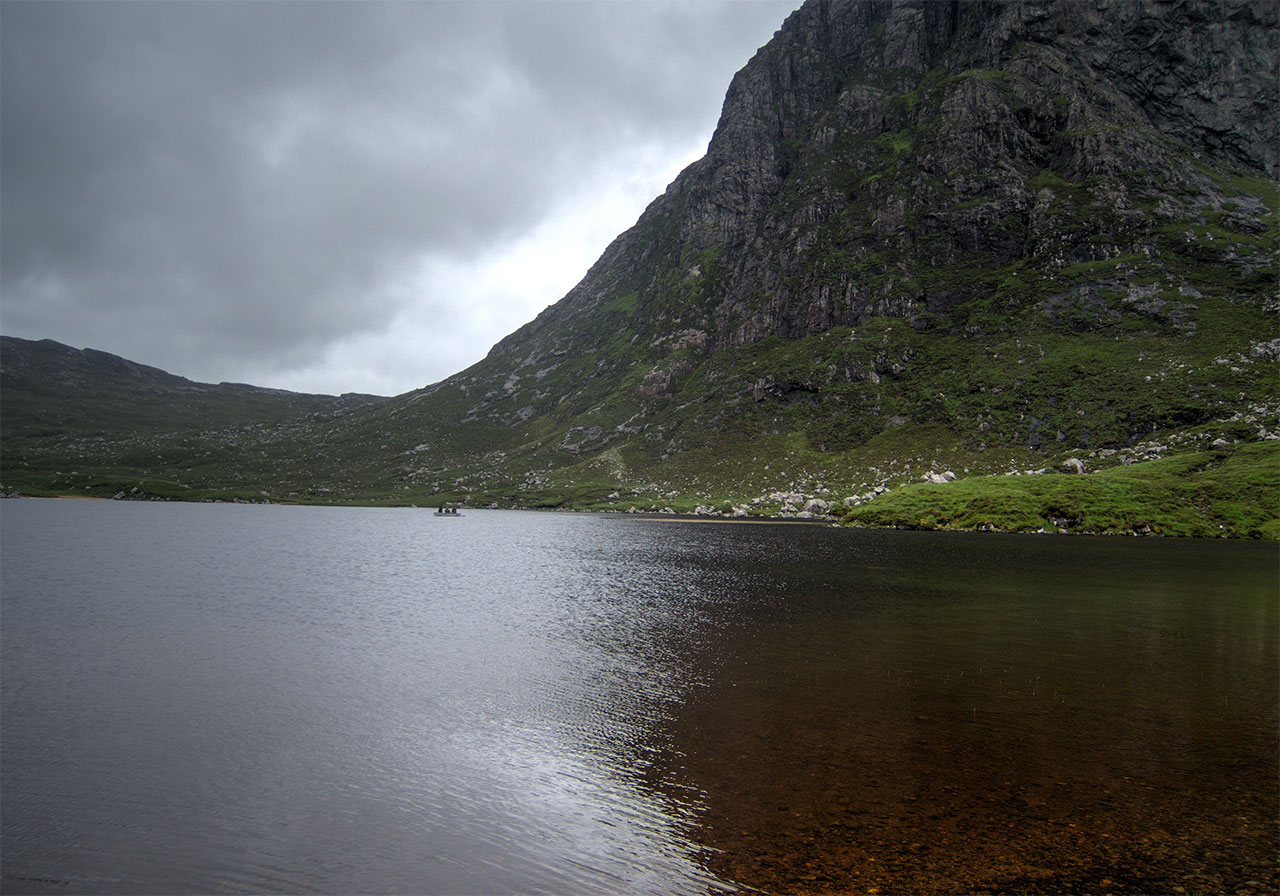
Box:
[1, 503, 733, 895]
[2, 503, 1275, 895]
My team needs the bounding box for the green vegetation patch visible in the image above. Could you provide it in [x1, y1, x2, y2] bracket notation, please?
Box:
[844, 443, 1279, 538]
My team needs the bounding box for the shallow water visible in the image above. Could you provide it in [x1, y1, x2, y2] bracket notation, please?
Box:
[1, 500, 1275, 894]
[647, 528, 1279, 893]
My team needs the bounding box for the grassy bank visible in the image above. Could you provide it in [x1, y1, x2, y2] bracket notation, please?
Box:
[843, 442, 1279, 538]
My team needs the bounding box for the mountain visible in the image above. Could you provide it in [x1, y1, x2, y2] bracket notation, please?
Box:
[0, 337, 382, 502]
[1, 337, 379, 435]
[3, 0, 1277, 535]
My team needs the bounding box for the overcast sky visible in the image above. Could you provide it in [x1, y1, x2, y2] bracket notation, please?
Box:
[1, 0, 798, 396]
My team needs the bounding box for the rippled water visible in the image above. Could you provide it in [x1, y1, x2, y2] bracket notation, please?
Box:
[2, 500, 1276, 894]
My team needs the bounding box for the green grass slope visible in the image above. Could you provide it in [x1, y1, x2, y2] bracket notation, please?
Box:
[844, 442, 1279, 538]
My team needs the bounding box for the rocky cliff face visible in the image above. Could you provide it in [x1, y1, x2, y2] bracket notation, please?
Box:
[626, 0, 1268, 337]
[447, 0, 1274, 445]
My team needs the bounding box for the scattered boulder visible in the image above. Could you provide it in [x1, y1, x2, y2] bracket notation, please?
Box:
[1061, 457, 1086, 474]
[1250, 339, 1280, 361]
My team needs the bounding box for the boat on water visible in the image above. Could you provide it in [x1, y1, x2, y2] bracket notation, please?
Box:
[434, 507, 463, 517]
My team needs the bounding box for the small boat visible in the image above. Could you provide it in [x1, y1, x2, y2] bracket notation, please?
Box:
[434, 507, 463, 517]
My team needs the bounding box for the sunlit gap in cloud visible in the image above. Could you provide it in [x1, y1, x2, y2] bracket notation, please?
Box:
[263, 140, 705, 397]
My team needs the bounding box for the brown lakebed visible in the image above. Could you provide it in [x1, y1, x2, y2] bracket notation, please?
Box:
[647, 528, 1278, 894]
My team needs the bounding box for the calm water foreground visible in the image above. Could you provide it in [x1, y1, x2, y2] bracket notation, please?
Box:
[1, 500, 1275, 895]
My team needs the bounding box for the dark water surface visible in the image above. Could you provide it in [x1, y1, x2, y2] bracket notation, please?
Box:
[1, 500, 1275, 894]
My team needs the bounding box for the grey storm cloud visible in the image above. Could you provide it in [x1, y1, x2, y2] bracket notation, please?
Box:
[1, 0, 798, 394]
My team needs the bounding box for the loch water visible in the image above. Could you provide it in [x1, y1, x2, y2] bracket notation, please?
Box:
[1, 499, 1276, 894]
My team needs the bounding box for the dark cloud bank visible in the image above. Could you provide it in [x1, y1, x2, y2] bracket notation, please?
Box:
[1, 0, 799, 395]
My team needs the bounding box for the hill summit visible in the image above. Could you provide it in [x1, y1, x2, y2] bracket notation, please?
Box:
[4, 0, 1278, 535]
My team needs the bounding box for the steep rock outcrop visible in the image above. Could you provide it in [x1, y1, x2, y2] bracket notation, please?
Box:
[469, 0, 1275, 428]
